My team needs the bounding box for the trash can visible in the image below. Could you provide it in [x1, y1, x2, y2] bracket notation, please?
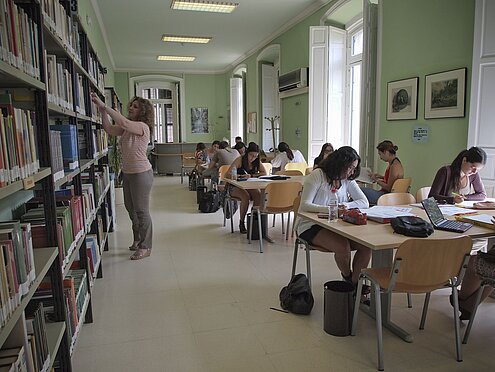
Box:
[246, 212, 268, 240]
[323, 280, 355, 336]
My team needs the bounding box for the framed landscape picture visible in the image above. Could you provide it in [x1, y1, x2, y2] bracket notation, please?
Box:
[424, 67, 466, 119]
[386, 77, 418, 120]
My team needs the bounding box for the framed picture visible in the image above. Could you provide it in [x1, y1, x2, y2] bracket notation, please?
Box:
[247, 112, 257, 133]
[424, 67, 466, 119]
[386, 77, 419, 120]
[191, 107, 208, 133]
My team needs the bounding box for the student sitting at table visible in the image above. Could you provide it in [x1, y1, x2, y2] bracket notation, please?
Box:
[296, 146, 371, 285]
[429, 146, 487, 204]
[313, 142, 334, 169]
[271, 142, 306, 173]
[194, 142, 208, 171]
[226, 142, 267, 234]
[361, 140, 404, 205]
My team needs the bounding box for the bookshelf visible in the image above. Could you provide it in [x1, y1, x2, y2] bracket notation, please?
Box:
[0, 0, 113, 369]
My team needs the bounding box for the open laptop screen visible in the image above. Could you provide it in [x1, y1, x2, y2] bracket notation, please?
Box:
[422, 197, 445, 225]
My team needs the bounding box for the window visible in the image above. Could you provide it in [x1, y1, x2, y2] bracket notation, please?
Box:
[346, 26, 363, 151]
[142, 87, 174, 143]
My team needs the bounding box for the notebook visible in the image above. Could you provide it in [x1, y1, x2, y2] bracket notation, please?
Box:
[421, 197, 473, 233]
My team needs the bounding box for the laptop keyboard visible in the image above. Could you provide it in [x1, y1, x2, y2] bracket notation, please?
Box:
[439, 220, 472, 231]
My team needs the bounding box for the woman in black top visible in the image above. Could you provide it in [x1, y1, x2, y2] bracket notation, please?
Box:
[313, 143, 334, 168]
[226, 143, 267, 233]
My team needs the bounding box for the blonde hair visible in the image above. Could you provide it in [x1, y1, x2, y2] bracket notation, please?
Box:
[128, 96, 154, 134]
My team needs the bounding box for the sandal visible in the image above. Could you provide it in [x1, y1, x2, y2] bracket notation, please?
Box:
[129, 241, 140, 251]
[130, 248, 151, 260]
[239, 221, 247, 234]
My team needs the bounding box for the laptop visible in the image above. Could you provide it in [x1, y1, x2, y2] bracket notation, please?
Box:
[421, 197, 473, 233]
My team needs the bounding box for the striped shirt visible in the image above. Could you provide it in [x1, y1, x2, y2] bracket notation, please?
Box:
[119, 123, 151, 174]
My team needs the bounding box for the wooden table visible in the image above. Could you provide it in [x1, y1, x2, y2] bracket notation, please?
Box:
[298, 207, 495, 342]
[224, 176, 305, 248]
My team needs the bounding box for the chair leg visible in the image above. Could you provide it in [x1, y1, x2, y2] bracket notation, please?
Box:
[248, 209, 254, 244]
[272, 214, 276, 227]
[223, 202, 227, 227]
[291, 214, 295, 238]
[305, 243, 311, 287]
[451, 287, 463, 362]
[419, 292, 430, 330]
[462, 285, 485, 344]
[291, 239, 299, 279]
[281, 213, 285, 234]
[285, 213, 291, 240]
[257, 209, 264, 253]
[407, 293, 413, 308]
[351, 276, 363, 336]
[230, 200, 234, 233]
[373, 282, 384, 371]
[181, 168, 184, 184]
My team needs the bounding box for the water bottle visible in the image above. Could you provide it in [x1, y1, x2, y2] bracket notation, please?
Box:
[231, 167, 237, 181]
[328, 188, 338, 223]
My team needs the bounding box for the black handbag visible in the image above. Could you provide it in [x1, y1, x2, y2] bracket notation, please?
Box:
[279, 274, 314, 315]
[198, 190, 220, 213]
[390, 216, 434, 238]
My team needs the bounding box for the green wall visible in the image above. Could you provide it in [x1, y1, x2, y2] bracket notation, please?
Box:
[378, 0, 475, 193]
[78, 0, 115, 86]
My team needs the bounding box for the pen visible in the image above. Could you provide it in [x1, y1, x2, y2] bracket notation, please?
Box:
[451, 192, 464, 197]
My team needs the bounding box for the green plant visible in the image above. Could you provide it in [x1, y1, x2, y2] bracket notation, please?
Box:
[109, 135, 122, 187]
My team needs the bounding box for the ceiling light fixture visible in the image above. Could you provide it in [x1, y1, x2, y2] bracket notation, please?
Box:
[170, 0, 239, 14]
[157, 55, 196, 62]
[161, 34, 211, 44]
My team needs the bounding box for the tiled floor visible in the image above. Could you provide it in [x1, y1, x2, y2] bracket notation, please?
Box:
[72, 176, 495, 371]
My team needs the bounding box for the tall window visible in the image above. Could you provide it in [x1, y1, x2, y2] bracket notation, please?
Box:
[346, 25, 363, 151]
[142, 87, 173, 143]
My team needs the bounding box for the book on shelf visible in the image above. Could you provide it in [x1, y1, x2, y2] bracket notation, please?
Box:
[85, 234, 100, 279]
[75, 74, 86, 115]
[0, 0, 40, 79]
[45, 55, 73, 110]
[30, 222, 64, 267]
[0, 240, 20, 325]
[25, 302, 50, 372]
[49, 130, 64, 182]
[50, 124, 79, 170]
[0, 346, 28, 372]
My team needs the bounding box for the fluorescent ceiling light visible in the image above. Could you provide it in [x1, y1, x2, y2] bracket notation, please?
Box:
[170, 0, 239, 13]
[161, 34, 211, 44]
[157, 55, 196, 61]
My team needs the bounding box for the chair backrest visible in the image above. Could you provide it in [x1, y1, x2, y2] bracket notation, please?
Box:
[393, 236, 472, 292]
[182, 152, 197, 167]
[305, 167, 313, 175]
[276, 170, 304, 176]
[285, 162, 307, 174]
[377, 193, 416, 206]
[416, 186, 431, 202]
[264, 182, 303, 210]
[218, 165, 230, 181]
[262, 162, 272, 175]
[391, 177, 412, 193]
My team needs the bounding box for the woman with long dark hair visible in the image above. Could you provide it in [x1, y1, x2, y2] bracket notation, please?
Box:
[226, 143, 267, 233]
[313, 143, 334, 168]
[271, 142, 306, 172]
[91, 93, 154, 260]
[429, 147, 487, 204]
[296, 146, 370, 284]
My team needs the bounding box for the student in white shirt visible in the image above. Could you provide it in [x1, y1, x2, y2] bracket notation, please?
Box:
[271, 142, 306, 172]
[296, 146, 371, 284]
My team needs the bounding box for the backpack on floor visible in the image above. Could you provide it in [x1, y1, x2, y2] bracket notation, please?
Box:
[198, 190, 220, 213]
[279, 273, 314, 315]
[188, 170, 199, 191]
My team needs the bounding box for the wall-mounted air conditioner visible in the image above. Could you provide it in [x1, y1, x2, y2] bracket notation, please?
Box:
[278, 68, 308, 92]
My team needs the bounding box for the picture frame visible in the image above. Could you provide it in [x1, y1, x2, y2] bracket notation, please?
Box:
[424, 67, 466, 119]
[247, 112, 257, 133]
[386, 77, 419, 120]
[191, 107, 208, 133]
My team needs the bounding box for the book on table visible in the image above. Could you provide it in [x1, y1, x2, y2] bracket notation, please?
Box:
[455, 214, 495, 230]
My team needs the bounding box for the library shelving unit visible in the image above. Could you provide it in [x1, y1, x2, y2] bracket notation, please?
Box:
[0, 0, 113, 370]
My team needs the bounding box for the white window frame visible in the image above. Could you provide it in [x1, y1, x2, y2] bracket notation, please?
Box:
[137, 82, 174, 143]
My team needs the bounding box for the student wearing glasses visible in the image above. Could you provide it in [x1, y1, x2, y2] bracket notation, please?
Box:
[429, 146, 487, 204]
[226, 143, 267, 233]
[296, 146, 371, 285]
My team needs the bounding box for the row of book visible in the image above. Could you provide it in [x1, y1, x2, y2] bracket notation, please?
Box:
[46, 54, 73, 111]
[0, 0, 41, 79]
[74, 74, 86, 116]
[0, 222, 36, 330]
[81, 167, 109, 207]
[85, 234, 101, 283]
[87, 53, 105, 93]
[77, 127, 108, 160]
[51, 124, 79, 171]
[41, 0, 82, 64]
[65, 268, 88, 349]
[0, 95, 40, 188]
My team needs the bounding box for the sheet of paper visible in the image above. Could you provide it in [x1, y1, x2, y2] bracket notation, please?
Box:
[359, 206, 415, 218]
[438, 205, 478, 216]
[456, 198, 495, 209]
[246, 178, 270, 182]
[356, 167, 374, 184]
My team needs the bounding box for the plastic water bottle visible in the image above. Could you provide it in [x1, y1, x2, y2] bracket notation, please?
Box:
[231, 167, 237, 181]
[328, 188, 338, 223]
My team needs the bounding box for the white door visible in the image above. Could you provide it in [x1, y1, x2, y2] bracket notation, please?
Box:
[468, 0, 495, 197]
[261, 64, 278, 152]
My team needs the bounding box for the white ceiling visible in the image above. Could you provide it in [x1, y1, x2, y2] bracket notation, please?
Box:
[92, 0, 329, 73]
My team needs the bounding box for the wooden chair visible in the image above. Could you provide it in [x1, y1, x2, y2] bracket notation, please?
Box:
[305, 166, 313, 175]
[391, 177, 412, 193]
[248, 182, 303, 253]
[290, 194, 315, 287]
[261, 162, 272, 175]
[351, 236, 472, 371]
[218, 165, 230, 182]
[218, 165, 241, 233]
[180, 152, 197, 184]
[416, 186, 431, 202]
[276, 170, 304, 176]
[377, 193, 416, 206]
[285, 162, 307, 175]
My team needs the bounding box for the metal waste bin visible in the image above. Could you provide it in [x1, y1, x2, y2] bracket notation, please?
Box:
[323, 280, 355, 336]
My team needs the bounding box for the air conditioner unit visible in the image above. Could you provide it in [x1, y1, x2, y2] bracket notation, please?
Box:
[278, 68, 308, 92]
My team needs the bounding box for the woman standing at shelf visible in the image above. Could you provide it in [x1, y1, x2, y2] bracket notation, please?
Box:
[91, 93, 154, 260]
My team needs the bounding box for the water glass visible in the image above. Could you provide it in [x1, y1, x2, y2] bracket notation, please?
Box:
[328, 200, 338, 223]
